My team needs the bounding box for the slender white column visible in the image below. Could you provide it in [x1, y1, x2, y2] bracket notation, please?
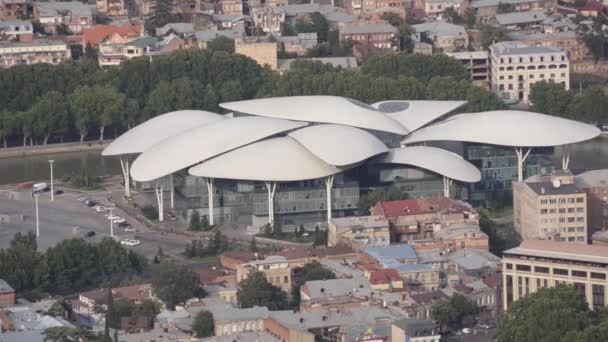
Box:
[443, 177, 453, 198]
[110, 208, 114, 237]
[265, 181, 276, 227]
[120, 156, 131, 198]
[169, 174, 175, 209]
[49, 160, 55, 201]
[155, 184, 164, 222]
[35, 193, 40, 237]
[514, 147, 532, 182]
[325, 175, 334, 223]
[205, 178, 214, 226]
[562, 148, 571, 171]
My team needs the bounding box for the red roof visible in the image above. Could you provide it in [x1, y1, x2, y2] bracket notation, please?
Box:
[375, 197, 473, 218]
[369, 269, 401, 285]
[581, 0, 605, 12]
[82, 24, 141, 48]
[377, 199, 424, 218]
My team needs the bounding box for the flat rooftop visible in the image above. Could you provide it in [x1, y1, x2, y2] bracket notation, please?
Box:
[504, 240, 608, 264]
[526, 181, 583, 196]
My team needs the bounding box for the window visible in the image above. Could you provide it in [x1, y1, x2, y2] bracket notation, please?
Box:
[577, 227, 585, 232]
[577, 198, 584, 203]
[499, 76, 504, 80]
[591, 272, 606, 280]
[540, 74, 545, 79]
[535, 266, 550, 273]
[572, 270, 587, 278]
[559, 208, 566, 213]
[506, 263, 513, 269]
[540, 209, 548, 214]
[577, 236, 585, 241]
[516, 264, 531, 272]
[508, 84, 513, 90]
[577, 217, 584, 222]
[569, 237, 575, 241]
[553, 268, 568, 276]
[577, 208, 584, 213]
[568, 227, 575, 232]
[284, 276, 289, 283]
[568, 208, 575, 213]
[541, 199, 548, 205]
[568, 217, 575, 223]
[593, 284, 605, 309]
[530, 74, 534, 79]
[508, 75, 513, 80]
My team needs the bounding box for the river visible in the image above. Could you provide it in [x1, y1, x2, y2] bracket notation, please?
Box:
[0, 138, 606, 186]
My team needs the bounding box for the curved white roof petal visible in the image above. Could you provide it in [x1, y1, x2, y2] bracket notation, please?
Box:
[377, 146, 481, 183]
[372, 100, 467, 132]
[288, 124, 389, 166]
[188, 137, 341, 181]
[130, 116, 307, 182]
[401, 111, 601, 147]
[102, 110, 225, 156]
[220, 96, 408, 135]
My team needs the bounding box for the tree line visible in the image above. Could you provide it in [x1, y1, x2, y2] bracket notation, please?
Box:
[0, 49, 505, 148]
[0, 232, 148, 298]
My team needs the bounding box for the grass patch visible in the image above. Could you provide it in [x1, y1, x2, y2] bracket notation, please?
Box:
[189, 255, 218, 264]
[486, 205, 513, 219]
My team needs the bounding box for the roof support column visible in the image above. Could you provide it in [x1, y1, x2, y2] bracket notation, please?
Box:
[326, 175, 334, 224]
[265, 181, 276, 228]
[120, 156, 130, 198]
[155, 184, 164, 222]
[169, 174, 175, 209]
[443, 177, 453, 198]
[514, 147, 532, 182]
[205, 178, 214, 226]
[562, 146, 571, 171]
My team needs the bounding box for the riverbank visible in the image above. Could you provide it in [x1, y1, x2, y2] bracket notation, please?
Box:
[0, 140, 112, 159]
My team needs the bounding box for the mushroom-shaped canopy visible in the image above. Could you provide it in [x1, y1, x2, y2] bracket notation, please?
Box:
[188, 137, 341, 182]
[102, 110, 224, 156]
[130, 116, 307, 182]
[288, 124, 388, 166]
[221, 96, 408, 135]
[402, 111, 601, 147]
[372, 100, 467, 132]
[376, 146, 481, 183]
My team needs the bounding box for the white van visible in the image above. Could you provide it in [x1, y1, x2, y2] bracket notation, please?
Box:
[32, 182, 49, 193]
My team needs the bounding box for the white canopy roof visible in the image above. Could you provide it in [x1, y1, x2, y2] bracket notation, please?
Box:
[130, 116, 307, 182]
[377, 146, 481, 182]
[401, 111, 601, 147]
[372, 100, 467, 132]
[188, 137, 341, 181]
[220, 96, 408, 135]
[288, 124, 388, 166]
[102, 110, 224, 156]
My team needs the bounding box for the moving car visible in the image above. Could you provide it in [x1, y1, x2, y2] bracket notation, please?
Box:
[111, 217, 126, 224]
[124, 227, 137, 233]
[120, 239, 141, 247]
[32, 182, 49, 193]
[84, 231, 96, 238]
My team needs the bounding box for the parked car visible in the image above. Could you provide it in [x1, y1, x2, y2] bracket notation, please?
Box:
[32, 182, 49, 193]
[118, 222, 130, 228]
[461, 328, 472, 335]
[54, 189, 64, 195]
[95, 205, 109, 213]
[120, 239, 141, 247]
[124, 227, 137, 233]
[111, 217, 126, 224]
[84, 231, 96, 238]
[107, 215, 121, 221]
[77, 196, 87, 202]
[85, 199, 98, 207]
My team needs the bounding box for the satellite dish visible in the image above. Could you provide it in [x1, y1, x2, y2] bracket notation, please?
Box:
[553, 179, 561, 188]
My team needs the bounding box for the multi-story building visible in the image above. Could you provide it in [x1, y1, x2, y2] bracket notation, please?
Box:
[412, 21, 468, 53]
[221, 0, 244, 15]
[97, 35, 184, 66]
[339, 22, 398, 50]
[362, 0, 408, 15]
[0, 40, 71, 68]
[236, 255, 292, 293]
[502, 240, 608, 311]
[434, 224, 489, 251]
[96, 0, 127, 17]
[0, 20, 33, 42]
[469, 0, 557, 25]
[277, 32, 318, 56]
[250, 6, 285, 34]
[513, 171, 587, 243]
[489, 41, 569, 104]
[446, 51, 489, 87]
[0, 0, 27, 20]
[0, 278, 15, 307]
[35, 1, 96, 35]
[209, 305, 269, 336]
[328, 215, 390, 248]
[235, 37, 278, 68]
[425, 0, 461, 18]
[82, 24, 142, 49]
[509, 30, 589, 62]
[575, 170, 608, 232]
[392, 318, 441, 342]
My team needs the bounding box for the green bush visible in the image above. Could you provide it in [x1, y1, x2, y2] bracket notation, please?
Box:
[141, 205, 158, 220]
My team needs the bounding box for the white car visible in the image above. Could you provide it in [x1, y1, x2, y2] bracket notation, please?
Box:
[107, 215, 121, 221]
[111, 218, 126, 224]
[120, 239, 141, 247]
[95, 205, 109, 213]
[124, 227, 137, 233]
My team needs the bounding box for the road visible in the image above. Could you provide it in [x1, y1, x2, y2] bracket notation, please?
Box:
[0, 189, 188, 259]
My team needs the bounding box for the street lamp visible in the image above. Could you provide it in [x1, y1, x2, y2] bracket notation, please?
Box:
[49, 160, 55, 201]
[34, 193, 40, 237]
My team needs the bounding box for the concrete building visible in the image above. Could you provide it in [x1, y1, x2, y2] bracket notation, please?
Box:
[394, 263, 441, 290]
[425, 0, 461, 18]
[575, 169, 608, 232]
[0, 20, 33, 42]
[0, 0, 27, 20]
[234, 37, 278, 69]
[502, 240, 608, 311]
[513, 171, 587, 243]
[434, 224, 489, 251]
[469, 0, 557, 25]
[339, 22, 398, 50]
[446, 51, 489, 87]
[96, 0, 127, 16]
[250, 5, 285, 34]
[495, 10, 546, 29]
[221, 0, 244, 15]
[276, 32, 317, 56]
[35, 1, 96, 35]
[0, 39, 71, 68]
[82, 24, 142, 49]
[327, 215, 390, 248]
[369, 268, 404, 290]
[236, 255, 292, 293]
[489, 41, 570, 103]
[509, 30, 589, 62]
[0, 278, 15, 308]
[392, 318, 441, 342]
[210, 305, 269, 336]
[412, 21, 468, 52]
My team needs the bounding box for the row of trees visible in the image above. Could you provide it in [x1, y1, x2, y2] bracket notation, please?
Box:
[183, 231, 231, 258]
[0, 232, 148, 297]
[0, 49, 505, 148]
[529, 81, 608, 124]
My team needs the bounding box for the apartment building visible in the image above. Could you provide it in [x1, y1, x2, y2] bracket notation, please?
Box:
[221, 0, 244, 15]
[339, 22, 398, 50]
[250, 5, 285, 34]
[503, 240, 608, 311]
[575, 170, 608, 231]
[470, 0, 557, 25]
[425, 0, 461, 18]
[446, 51, 489, 87]
[513, 171, 587, 243]
[236, 255, 292, 293]
[0, 0, 27, 20]
[96, 0, 127, 16]
[0, 20, 33, 42]
[0, 40, 71, 68]
[412, 21, 468, 53]
[489, 41, 569, 103]
[35, 1, 96, 35]
[327, 215, 390, 248]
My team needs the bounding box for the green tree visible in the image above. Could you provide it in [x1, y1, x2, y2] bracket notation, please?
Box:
[250, 237, 257, 252]
[478, 209, 506, 256]
[529, 80, 573, 117]
[0, 110, 17, 148]
[17, 111, 34, 146]
[43, 326, 98, 342]
[151, 261, 200, 309]
[361, 53, 468, 82]
[237, 271, 288, 310]
[566, 85, 608, 124]
[69, 85, 126, 142]
[0, 231, 48, 294]
[480, 25, 509, 49]
[31, 91, 69, 145]
[45, 238, 99, 293]
[431, 300, 456, 333]
[431, 294, 477, 332]
[207, 37, 235, 53]
[96, 237, 130, 278]
[192, 310, 214, 337]
[295, 12, 329, 42]
[290, 261, 335, 308]
[145, 0, 176, 34]
[189, 210, 201, 231]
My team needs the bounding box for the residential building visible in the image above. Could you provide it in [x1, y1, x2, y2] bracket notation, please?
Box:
[221, 0, 244, 15]
[392, 318, 441, 342]
[211, 14, 248, 31]
[503, 240, 608, 310]
[35, 1, 96, 35]
[97, 35, 184, 66]
[0, 0, 27, 20]
[394, 263, 441, 291]
[580, 0, 607, 17]
[236, 255, 292, 293]
[369, 268, 404, 290]
[277, 32, 317, 56]
[96, 0, 127, 16]
[513, 171, 588, 243]
[575, 169, 608, 231]
[448, 248, 501, 278]
[434, 224, 489, 251]
[489, 41, 569, 103]
[0, 279, 15, 307]
[363, 244, 419, 265]
[442, 278, 498, 316]
[300, 278, 371, 307]
[202, 283, 238, 305]
[362, 0, 408, 15]
[155, 23, 194, 38]
[495, 10, 546, 29]
[235, 37, 278, 69]
[208, 305, 269, 336]
[82, 24, 142, 49]
[446, 51, 489, 86]
[0, 40, 71, 68]
[327, 215, 390, 248]
[469, 0, 557, 25]
[413, 41, 433, 54]
[509, 30, 589, 62]
[0, 305, 74, 339]
[339, 22, 398, 50]
[0, 20, 33, 42]
[425, 0, 461, 18]
[410, 290, 450, 320]
[195, 29, 243, 49]
[412, 21, 468, 52]
[250, 5, 285, 33]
